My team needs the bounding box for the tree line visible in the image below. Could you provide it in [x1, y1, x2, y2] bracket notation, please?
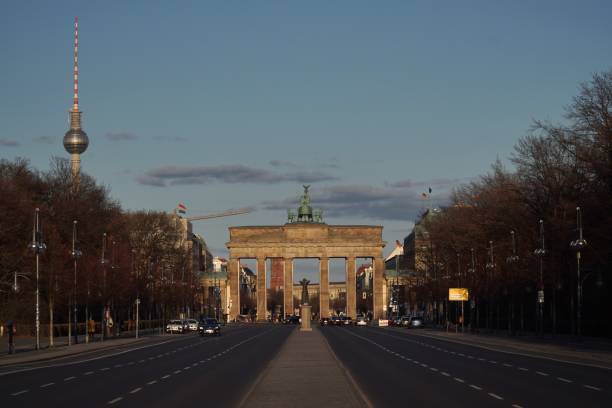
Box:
[416, 69, 611, 337]
[0, 158, 198, 338]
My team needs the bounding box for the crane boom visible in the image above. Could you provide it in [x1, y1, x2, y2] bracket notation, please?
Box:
[186, 208, 251, 222]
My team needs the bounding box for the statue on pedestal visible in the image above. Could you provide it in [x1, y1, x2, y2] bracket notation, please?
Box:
[299, 278, 310, 305]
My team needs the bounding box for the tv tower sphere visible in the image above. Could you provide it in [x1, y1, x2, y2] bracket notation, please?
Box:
[64, 126, 89, 154]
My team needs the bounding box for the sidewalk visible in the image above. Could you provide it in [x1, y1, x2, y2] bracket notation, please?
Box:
[240, 327, 370, 408]
[395, 327, 612, 369]
[0, 330, 164, 367]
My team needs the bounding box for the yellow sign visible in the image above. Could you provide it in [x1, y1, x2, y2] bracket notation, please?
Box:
[449, 288, 469, 301]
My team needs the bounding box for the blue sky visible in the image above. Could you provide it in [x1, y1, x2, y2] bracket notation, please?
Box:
[2, 1, 611, 282]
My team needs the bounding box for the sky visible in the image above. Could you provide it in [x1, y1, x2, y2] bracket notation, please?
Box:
[1, 1, 611, 283]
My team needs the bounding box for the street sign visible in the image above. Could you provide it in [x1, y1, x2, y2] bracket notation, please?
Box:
[449, 288, 469, 301]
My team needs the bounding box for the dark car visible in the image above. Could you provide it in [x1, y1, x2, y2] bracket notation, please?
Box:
[343, 316, 353, 326]
[320, 317, 331, 326]
[284, 315, 300, 324]
[199, 318, 221, 336]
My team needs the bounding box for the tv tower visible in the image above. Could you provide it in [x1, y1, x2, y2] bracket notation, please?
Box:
[63, 17, 89, 187]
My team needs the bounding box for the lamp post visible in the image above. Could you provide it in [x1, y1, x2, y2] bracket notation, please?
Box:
[468, 248, 476, 331]
[70, 220, 82, 345]
[506, 231, 519, 335]
[570, 206, 588, 337]
[533, 220, 546, 336]
[485, 241, 496, 331]
[30, 208, 46, 350]
[100, 233, 108, 341]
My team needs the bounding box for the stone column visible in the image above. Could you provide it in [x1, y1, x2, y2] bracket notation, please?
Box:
[319, 257, 330, 318]
[373, 257, 385, 319]
[346, 256, 357, 319]
[284, 258, 293, 317]
[228, 257, 240, 322]
[256, 257, 267, 322]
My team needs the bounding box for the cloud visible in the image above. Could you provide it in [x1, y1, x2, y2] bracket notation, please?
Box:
[105, 132, 138, 141]
[33, 136, 55, 144]
[152, 136, 188, 142]
[389, 177, 466, 189]
[0, 138, 19, 147]
[262, 182, 458, 221]
[269, 160, 297, 168]
[136, 164, 338, 187]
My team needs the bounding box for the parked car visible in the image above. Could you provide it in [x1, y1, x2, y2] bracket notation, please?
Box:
[355, 316, 368, 326]
[330, 316, 342, 326]
[186, 319, 199, 331]
[284, 315, 300, 324]
[320, 317, 331, 326]
[199, 318, 221, 336]
[408, 316, 424, 328]
[166, 319, 185, 334]
[399, 316, 412, 327]
[343, 316, 353, 326]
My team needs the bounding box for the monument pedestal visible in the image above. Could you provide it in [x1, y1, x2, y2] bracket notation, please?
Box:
[300, 304, 312, 331]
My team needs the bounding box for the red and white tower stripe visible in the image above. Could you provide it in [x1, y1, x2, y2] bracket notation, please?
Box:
[73, 16, 79, 111]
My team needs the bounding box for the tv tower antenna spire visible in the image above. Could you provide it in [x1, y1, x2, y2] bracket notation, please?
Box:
[63, 16, 89, 188]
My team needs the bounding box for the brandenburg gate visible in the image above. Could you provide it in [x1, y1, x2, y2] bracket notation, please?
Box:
[226, 186, 386, 322]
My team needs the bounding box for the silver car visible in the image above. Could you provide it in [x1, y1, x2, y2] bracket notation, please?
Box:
[186, 319, 199, 331]
[166, 319, 185, 334]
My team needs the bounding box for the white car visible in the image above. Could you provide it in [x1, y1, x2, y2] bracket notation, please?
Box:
[186, 319, 198, 331]
[355, 316, 368, 326]
[166, 319, 185, 334]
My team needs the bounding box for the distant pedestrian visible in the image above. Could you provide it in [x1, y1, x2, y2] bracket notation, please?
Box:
[88, 318, 96, 340]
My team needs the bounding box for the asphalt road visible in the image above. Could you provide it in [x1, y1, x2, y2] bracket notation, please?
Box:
[321, 325, 612, 408]
[1, 324, 293, 408]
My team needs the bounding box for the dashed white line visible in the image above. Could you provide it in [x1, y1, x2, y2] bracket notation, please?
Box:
[441, 371, 450, 377]
[518, 367, 528, 371]
[127, 362, 134, 366]
[84, 371, 94, 375]
[503, 363, 513, 367]
[129, 387, 142, 394]
[147, 380, 157, 385]
[161, 375, 170, 379]
[478, 358, 485, 361]
[489, 360, 497, 364]
[512, 404, 524, 408]
[454, 377, 465, 383]
[557, 377, 573, 383]
[114, 364, 123, 368]
[173, 370, 181, 374]
[40, 382, 55, 388]
[429, 367, 438, 372]
[488, 393, 503, 400]
[108, 397, 123, 404]
[470, 384, 483, 391]
[583, 384, 602, 391]
[100, 367, 110, 371]
[138, 359, 145, 363]
[536, 371, 549, 377]
[11, 390, 29, 396]
[64, 376, 76, 381]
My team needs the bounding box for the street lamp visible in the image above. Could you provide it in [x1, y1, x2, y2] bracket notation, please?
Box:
[30, 208, 46, 350]
[569, 206, 588, 337]
[506, 231, 519, 335]
[100, 233, 108, 341]
[533, 220, 546, 336]
[485, 241, 496, 331]
[70, 220, 82, 345]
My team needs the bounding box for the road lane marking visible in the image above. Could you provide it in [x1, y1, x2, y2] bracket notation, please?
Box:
[173, 370, 181, 374]
[84, 371, 94, 375]
[583, 385, 601, 391]
[130, 387, 142, 394]
[147, 380, 157, 385]
[518, 367, 528, 371]
[512, 405, 524, 408]
[138, 359, 145, 363]
[40, 382, 55, 388]
[127, 362, 134, 365]
[503, 363, 513, 367]
[11, 390, 29, 396]
[100, 367, 110, 371]
[489, 360, 497, 364]
[536, 371, 549, 376]
[557, 377, 572, 383]
[488, 393, 503, 400]
[470, 384, 483, 390]
[64, 376, 76, 381]
[161, 375, 170, 379]
[454, 377, 465, 383]
[441, 371, 450, 376]
[108, 397, 123, 404]
[478, 358, 485, 361]
[429, 367, 438, 372]
[114, 364, 123, 368]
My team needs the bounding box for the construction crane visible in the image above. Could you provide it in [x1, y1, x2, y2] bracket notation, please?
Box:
[185, 208, 251, 222]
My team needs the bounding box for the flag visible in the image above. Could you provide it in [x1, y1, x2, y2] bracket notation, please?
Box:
[177, 203, 187, 214]
[428, 187, 432, 194]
